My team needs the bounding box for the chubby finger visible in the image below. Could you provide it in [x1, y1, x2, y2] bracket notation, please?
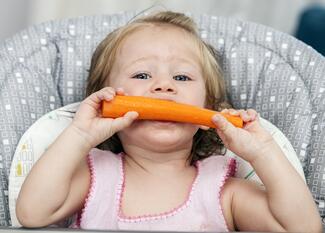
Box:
[247, 109, 258, 121]
[88, 87, 116, 103]
[101, 87, 117, 101]
[212, 114, 236, 136]
[101, 86, 116, 95]
[222, 108, 239, 115]
[221, 108, 229, 114]
[228, 108, 240, 116]
[111, 111, 139, 133]
[199, 125, 210, 130]
[238, 110, 252, 122]
[116, 87, 128, 96]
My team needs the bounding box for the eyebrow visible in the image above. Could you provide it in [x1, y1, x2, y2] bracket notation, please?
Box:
[125, 55, 200, 69]
[127, 56, 156, 66]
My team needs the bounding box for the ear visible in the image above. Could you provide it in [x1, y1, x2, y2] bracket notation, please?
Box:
[199, 125, 210, 130]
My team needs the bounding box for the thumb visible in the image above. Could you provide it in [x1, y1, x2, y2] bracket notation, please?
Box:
[111, 111, 139, 133]
[212, 114, 237, 139]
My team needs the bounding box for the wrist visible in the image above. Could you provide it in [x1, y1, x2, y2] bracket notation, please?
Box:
[66, 124, 94, 152]
[240, 131, 277, 163]
[250, 139, 285, 169]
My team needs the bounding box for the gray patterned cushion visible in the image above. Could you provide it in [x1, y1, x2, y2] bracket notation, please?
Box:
[0, 12, 324, 227]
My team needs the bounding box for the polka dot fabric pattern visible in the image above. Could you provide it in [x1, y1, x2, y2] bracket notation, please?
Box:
[0, 12, 324, 227]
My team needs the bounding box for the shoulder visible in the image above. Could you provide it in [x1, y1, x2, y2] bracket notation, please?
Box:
[221, 177, 264, 205]
[220, 177, 269, 231]
[222, 176, 264, 193]
[220, 178, 251, 231]
[222, 177, 266, 206]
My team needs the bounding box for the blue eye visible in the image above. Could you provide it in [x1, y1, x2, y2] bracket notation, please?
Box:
[132, 73, 151, 79]
[173, 75, 191, 81]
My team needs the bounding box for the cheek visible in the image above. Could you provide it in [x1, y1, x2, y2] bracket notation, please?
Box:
[109, 78, 132, 94]
[109, 77, 147, 96]
[186, 83, 206, 107]
[200, 84, 208, 107]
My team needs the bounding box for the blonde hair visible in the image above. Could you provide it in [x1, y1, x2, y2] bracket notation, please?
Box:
[86, 11, 230, 163]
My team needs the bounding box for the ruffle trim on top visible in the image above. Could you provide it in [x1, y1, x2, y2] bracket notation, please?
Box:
[117, 153, 200, 223]
[75, 154, 97, 228]
[218, 158, 237, 232]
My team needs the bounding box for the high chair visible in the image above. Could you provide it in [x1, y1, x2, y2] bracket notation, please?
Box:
[0, 11, 324, 230]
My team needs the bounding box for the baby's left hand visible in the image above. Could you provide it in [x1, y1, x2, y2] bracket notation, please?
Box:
[212, 109, 275, 164]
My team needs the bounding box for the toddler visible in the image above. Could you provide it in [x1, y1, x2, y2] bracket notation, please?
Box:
[16, 11, 322, 232]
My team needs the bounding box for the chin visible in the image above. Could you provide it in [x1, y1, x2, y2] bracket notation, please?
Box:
[142, 122, 185, 144]
[147, 131, 182, 145]
[120, 120, 197, 150]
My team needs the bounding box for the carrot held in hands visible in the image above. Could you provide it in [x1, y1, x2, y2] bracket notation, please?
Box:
[102, 95, 243, 128]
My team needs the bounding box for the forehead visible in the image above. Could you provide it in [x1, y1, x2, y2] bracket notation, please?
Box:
[117, 24, 202, 64]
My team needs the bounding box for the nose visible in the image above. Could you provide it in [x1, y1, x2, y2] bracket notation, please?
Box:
[150, 79, 177, 94]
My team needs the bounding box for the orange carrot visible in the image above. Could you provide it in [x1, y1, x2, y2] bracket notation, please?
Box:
[102, 95, 243, 128]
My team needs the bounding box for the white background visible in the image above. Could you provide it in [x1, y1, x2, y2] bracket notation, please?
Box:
[0, 0, 325, 41]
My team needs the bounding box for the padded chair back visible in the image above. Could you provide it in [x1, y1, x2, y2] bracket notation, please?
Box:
[0, 12, 324, 226]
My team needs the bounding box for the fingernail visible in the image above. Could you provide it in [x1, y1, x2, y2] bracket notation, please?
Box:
[230, 110, 237, 115]
[129, 111, 139, 118]
[106, 95, 113, 101]
[213, 115, 222, 122]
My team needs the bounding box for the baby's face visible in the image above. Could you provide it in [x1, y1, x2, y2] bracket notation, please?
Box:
[108, 25, 206, 152]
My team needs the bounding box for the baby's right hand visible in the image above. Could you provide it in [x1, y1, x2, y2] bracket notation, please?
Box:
[70, 87, 139, 148]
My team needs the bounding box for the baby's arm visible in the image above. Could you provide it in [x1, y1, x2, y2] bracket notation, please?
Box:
[213, 110, 322, 232]
[16, 87, 138, 227]
[16, 124, 91, 227]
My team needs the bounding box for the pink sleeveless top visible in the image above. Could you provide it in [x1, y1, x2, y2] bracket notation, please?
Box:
[72, 148, 236, 231]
